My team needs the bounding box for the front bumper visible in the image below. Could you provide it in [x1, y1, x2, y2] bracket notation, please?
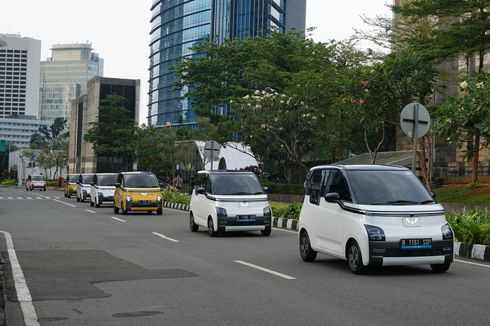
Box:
[217, 216, 271, 232]
[368, 240, 454, 266]
[32, 184, 46, 189]
[98, 193, 114, 203]
[126, 200, 162, 211]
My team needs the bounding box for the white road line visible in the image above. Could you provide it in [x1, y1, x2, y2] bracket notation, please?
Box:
[8, 197, 13, 200]
[234, 260, 296, 280]
[455, 259, 490, 268]
[26, 197, 33, 200]
[0, 197, 3, 199]
[111, 216, 127, 223]
[35, 197, 43, 200]
[0, 231, 40, 326]
[54, 196, 60, 199]
[152, 232, 180, 243]
[52, 198, 76, 208]
[273, 227, 298, 234]
[86, 209, 96, 214]
[16, 197, 23, 200]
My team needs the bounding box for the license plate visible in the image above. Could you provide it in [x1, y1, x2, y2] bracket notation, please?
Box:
[236, 215, 256, 222]
[400, 238, 432, 249]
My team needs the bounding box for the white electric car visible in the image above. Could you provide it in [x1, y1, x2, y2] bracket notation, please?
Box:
[298, 165, 454, 274]
[76, 173, 95, 203]
[90, 173, 118, 207]
[189, 170, 272, 237]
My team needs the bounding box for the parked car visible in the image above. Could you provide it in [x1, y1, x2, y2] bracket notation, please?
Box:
[76, 174, 95, 202]
[90, 173, 118, 207]
[113, 172, 163, 215]
[30, 175, 46, 191]
[189, 170, 272, 237]
[298, 164, 454, 274]
[64, 174, 78, 198]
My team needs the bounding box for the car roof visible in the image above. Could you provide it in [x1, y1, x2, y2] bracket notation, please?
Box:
[95, 173, 118, 176]
[197, 170, 255, 175]
[119, 171, 155, 175]
[310, 164, 409, 172]
[79, 173, 95, 175]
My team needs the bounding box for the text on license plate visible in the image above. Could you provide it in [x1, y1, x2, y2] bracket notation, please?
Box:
[236, 215, 256, 222]
[401, 238, 432, 249]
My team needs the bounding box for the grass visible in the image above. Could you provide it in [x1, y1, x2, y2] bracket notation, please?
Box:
[432, 184, 490, 204]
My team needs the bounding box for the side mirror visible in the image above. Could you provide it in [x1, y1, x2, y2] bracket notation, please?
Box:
[115, 183, 121, 188]
[196, 187, 206, 195]
[429, 191, 436, 199]
[325, 192, 340, 203]
[263, 186, 269, 193]
[90, 182, 95, 186]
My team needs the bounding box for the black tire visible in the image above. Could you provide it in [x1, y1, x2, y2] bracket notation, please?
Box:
[122, 202, 128, 215]
[189, 213, 199, 232]
[430, 262, 451, 273]
[299, 231, 317, 262]
[64, 192, 67, 198]
[157, 208, 163, 215]
[95, 199, 100, 208]
[43, 187, 46, 192]
[113, 204, 119, 214]
[261, 227, 271, 236]
[208, 218, 217, 237]
[90, 200, 94, 207]
[76, 195, 80, 202]
[347, 241, 368, 274]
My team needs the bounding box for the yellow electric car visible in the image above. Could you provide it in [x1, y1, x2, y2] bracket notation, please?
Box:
[64, 174, 78, 198]
[113, 172, 163, 215]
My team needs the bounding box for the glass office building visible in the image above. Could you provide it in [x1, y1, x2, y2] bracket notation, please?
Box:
[148, 0, 305, 127]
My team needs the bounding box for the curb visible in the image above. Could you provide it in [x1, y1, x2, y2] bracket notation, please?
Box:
[163, 201, 299, 231]
[454, 242, 490, 262]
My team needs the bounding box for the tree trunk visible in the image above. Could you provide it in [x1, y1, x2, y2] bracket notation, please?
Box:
[471, 131, 480, 184]
[418, 137, 431, 191]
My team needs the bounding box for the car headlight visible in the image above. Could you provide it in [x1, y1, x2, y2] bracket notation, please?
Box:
[216, 207, 227, 218]
[263, 206, 272, 218]
[364, 224, 386, 241]
[442, 224, 453, 240]
[125, 195, 132, 202]
[157, 196, 162, 201]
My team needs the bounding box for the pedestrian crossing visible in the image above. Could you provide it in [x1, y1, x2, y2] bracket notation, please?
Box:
[0, 196, 61, 200]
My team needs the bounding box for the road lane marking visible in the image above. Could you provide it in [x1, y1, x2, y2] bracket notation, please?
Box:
[86, 209, 96, 214]
[0, 231, 40, 326]
[111, 216, 127, 223]
[234, 260, 296, 280]
[16, 197, 23, 200]
[52, 199, 76, 207]
[455, 259, 490, 268]
[273, 227, 298, 234]
[152, 232, 179, 243]
[35, 197, 43, 200]
[26, 197, 33, 200]
[8, 197, 13, 199]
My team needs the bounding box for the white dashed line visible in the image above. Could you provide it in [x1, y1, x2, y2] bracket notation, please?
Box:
[86, 209, 96, 214]
[0, 231, 40, 326]
[16, 197, 23, 200]
[273, 227, 298, 234]
[111, 216, 127, 223]
[152, 232, 179, 243]
[52, 199, 76, 207]
[455, 259, 490, 268]
[234, 260, 296, 280]
[7, 197, 13, 200]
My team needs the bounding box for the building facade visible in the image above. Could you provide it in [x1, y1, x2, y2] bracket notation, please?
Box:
[148, 0, 306, 128]
[40, 43, 104, 127]
[68, 77, 140, 173]
[0, 34, 41, 118]
[0, 115, 42, 148]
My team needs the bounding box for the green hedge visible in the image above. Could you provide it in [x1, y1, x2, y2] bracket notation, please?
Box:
[162, 190, 191, 205]
[271, 202, 302, 220]
[0, 178, 16, 186]
[260, 180, 304, 195]
[446, 209, 490, 249]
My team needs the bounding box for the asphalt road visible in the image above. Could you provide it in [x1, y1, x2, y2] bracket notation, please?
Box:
[0, 187, 489, 326]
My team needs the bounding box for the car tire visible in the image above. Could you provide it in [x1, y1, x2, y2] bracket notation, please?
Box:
[157, 208, 163, 215]
[113, 204, 119, 214]
[43, 187, 46, 192]
[261, 227, 271, 236]
[95, 199, 100, 208]
[189, 213, 199, 232]
[299, 231, 317, 262]
[76, 195, 80, 202]
[347, 241, 368, 274]
[430, 262, 451, 273]
[208, 217, 218, 237]
[122, 202, 128, 215]
[90, 200, 94, 207]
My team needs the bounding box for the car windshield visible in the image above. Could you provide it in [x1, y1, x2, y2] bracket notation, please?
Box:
[68, 175, 78, 183]
[97, 175, 117, 186]
[346, 170, 433, 205]
[31, 175, 44, 181]
[210, 173, 264, 195]
[82, 175, 94, 184]
[124, 174, 159, 188]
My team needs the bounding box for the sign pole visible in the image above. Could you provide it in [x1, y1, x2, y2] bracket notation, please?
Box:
[210, 140, 214, 171]
[411, 104, 419, 173]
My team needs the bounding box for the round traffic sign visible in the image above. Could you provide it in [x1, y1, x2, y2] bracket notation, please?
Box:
[400, 103, 430, 139]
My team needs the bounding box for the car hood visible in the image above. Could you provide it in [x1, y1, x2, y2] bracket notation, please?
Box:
[207, 194, 268, 202]
[342, 202, 445, 216]
[122, 188, 161, 193]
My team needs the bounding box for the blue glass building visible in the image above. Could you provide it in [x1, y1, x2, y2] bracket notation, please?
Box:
[148, 0, 305, 127]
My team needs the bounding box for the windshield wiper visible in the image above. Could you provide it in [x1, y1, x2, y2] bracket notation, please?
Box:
[420, 200, 435, 205]
[227, 192, 253, 195]
[370, 200, 419, 205]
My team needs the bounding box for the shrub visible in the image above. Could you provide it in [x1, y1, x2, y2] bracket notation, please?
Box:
[271, 202, 302, 220]
[162, 190, 190, 205]
[261, 180, 304, 195]
[446, 209, 490, 254]
[0, 178, 16, 186]
[481, 224, 490, 246]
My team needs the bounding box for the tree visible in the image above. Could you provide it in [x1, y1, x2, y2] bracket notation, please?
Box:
[84, 94, 137, 172]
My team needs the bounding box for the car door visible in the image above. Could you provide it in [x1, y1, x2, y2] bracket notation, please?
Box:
[191, 174, 206, 225]
[114, 174, 123, 208]
[316, 169, 351, 255]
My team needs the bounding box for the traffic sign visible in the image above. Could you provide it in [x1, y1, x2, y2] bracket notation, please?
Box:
[400, 103, 430, 139]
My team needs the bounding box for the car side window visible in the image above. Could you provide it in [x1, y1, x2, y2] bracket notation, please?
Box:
[308, 169, 323, 205]
[204, 176, 212, 194]
[117, 174, 123, 186]
[323, 170, 352, 202]
[78, 175, 82, 183]
[93, 176, 97, 185]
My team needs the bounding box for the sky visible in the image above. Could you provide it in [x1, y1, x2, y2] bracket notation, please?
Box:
[1, 0, 392, 125]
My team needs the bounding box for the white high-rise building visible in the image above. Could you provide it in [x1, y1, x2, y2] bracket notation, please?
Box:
[0, 34, 41, 118]
[39, 43, 104, 126]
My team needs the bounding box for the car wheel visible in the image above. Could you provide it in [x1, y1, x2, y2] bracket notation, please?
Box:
[113, 204, 119, 214]
[261, 227, 271, 236]
[95, 199, 100, 208]
[122, 202, 128, 215]
[208, 217, 217, 237]
[299, 231, 317, 262]
[430, 262, 451, 273]
[157, 208, 163, 215]
[189, 213, 199, 232]
[347, 241, 368, 274]
[76, 195, 80, 202]
[43, 187, 46, 192]
[90, 200, 94, 207]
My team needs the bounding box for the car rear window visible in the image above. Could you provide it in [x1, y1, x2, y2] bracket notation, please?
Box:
[97, 175, 118, 186]
[210, 173, 264, 195]
[124, 174, 159, 188]
[31, 175, 44, 181]
[82, 175, 94, 184]
[346, 170, 433, 205]
[68, 175, 78, 182]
